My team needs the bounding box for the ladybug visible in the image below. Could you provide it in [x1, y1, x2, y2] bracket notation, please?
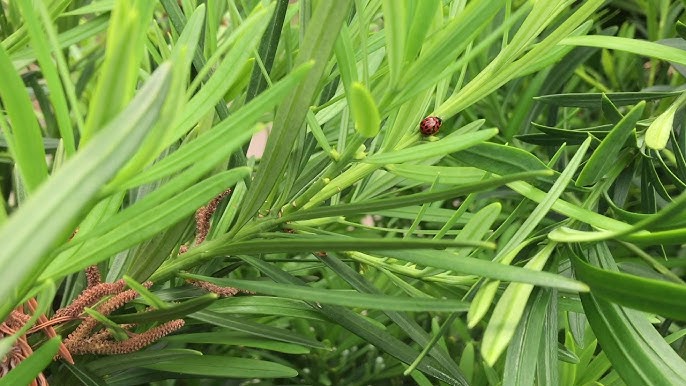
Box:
[420, 116, 442, 136]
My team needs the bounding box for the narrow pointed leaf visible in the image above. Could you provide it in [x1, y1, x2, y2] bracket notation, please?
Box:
[0, 63, 173, 319]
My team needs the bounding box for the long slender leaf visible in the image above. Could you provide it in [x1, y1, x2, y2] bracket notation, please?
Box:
[180, 273, 469, 312]
[237, 0, 354, 228]
[0, 63, 173, 320]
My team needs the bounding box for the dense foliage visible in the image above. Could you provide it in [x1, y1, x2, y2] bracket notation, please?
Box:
[2, 0, 686, 385]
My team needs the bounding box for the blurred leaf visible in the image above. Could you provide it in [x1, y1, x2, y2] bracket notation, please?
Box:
[0, 63, 173, 319]
[0, 337, 61, 386]
[561, 35, 686, 66]
[141, 355, 298, 378]
[87, 349, 203, 376]
[109, 293, 218, 324]
[350, 82, 381, 138]
[165, 331, 311, 354]
[62, 363, 108, 386]
[81, 0, 156, 142]
[535, 90, 682, 107]
[191, 310, 327, 349]
[0, 44, 48, 192]
[382, 0, 407, 89]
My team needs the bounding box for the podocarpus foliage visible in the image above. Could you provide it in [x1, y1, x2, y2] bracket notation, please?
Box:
[1, 0, 686, 385]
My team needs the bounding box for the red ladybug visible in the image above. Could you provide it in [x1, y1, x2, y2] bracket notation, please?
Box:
[420, 116, 442, 136]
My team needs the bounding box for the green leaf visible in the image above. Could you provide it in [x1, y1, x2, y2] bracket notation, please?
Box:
[334, 23, 357, 92]
[154, 238, 493, 280]
[81, 0, 156, 142]
[580, 244, 686, 385]
[0, 63, 173, 320]
[481, 243, 556, 365]
[382, 0, 407, 89]
[365, 126, 497, 165]
[600, 93, 624, 123]
[168, 4, 273, 147]
[572, 249, 686, 321]
[536, 287, 559, 386]
[191, 310, 327, 349]
[577, 101, 644, 186]
[398, 0, 506, 109]
[507, 180, 631, 232]
[11, 15, 109, 61]
[141, 355, 298, 378]
[645, 104, 678, 150]
[386, 165, 486, 185]
[209, 296, 325, 320]
[548, 183, 686, 243]
[379, 249, 587, 292]
[42, 169, 245, 280]
[350, 82, 381, 138]
[0, 44, 48, 193]
[237, 0, 354, 228]
[61, 363, 108, 386]
[109, 293, 218, 324]
[70, 168, 249, 248]
[87, 349, 203, 376]
[317, 253, 466, 380]
[246, 0, 290, 101]
[285, 171, 551, 221]
[677, 21, 686, 41]
[112, 61, 313, 190]
[561, 35, 686, 66]
[165, 331, 311, 354]
[404, 0, 440, 63]
[455, 142, 551, 176]
[180, 273, 469, 312]
[503, 288, 553, 386]
[15, 1, 76, 156]
[236, 254, 469, 385]
[535, 90, 682, 107]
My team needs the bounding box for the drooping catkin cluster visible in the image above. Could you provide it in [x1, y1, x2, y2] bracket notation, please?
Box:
[57, 274, 184, 357]
[62, 280, 184, 356]
[1, 190, 240, 382]
[181, 189, 232, 252]
[0, 309, 49, 386]
[185, 278, 240, 297]
[179, 190, 247, 297]
[0, 266, 186, 384]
